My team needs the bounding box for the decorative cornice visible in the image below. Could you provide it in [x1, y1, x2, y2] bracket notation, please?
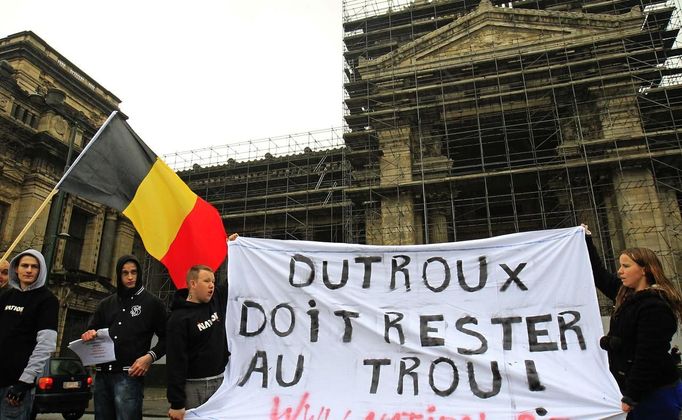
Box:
[0, 31, 120, 119]
[358, 2, 647, 76]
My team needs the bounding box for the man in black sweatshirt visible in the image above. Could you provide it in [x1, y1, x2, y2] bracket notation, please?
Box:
[166, 264, 229, 420]
[0, 249, 58, 420]
[81, 254, 167, 420]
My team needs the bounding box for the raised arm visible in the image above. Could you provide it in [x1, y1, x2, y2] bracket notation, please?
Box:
[582, 225, 621, 300]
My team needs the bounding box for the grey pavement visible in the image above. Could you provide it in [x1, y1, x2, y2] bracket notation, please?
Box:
[35, 386, 167, 419]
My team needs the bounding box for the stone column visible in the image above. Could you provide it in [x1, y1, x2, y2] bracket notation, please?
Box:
[611, 167, 676, 276]
[97, 210, 119, 278]
[599, 84, 643, 142]
[413, 209, 424, 245]
[363, 201, 382, 245]
[556, 87, 597, 157]
[110, 219, 136, 284]
[381, 193, 415, 245]
[379, 126, 412, 186]
[53, 285, 69, 356]
[11, 173, 54, 251]
[0, 190, 20, 252]
[79, 207, 104, 273]
[377, 126, 415, 245]
[660, 187, 682, 284]
[429, 209, 449, 244]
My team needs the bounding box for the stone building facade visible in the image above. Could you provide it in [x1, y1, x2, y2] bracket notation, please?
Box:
[0, 31, 141, 353]
[170, 0, 681, 313]
[339, 0, 682, 291]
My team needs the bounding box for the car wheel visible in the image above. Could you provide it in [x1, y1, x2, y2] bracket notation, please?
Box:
[62, 411, 85, 420]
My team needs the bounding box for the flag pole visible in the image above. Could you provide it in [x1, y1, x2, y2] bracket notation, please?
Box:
[1, 187, 59, 261]
[1, 110, 118, 261]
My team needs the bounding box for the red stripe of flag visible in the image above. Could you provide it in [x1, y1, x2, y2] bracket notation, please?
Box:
[160, 197, 227, 287]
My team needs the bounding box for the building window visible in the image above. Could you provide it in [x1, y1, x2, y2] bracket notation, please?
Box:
[10, 103, 38, 128]
[63, 207, 88, 271]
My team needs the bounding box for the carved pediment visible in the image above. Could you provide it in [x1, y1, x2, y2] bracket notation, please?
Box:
[359, 0, 644, 77]
[419, 24, 570, 63]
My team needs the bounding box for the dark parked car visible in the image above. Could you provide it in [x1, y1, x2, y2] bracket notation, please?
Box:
[31, 356, 92, 420]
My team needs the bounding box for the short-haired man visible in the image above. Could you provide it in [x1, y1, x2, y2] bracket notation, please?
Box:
[0, 250, 58, 419]
[0, 259, 9, 298]
[81, 254, 167, 420]
[166, 264, 229, 420]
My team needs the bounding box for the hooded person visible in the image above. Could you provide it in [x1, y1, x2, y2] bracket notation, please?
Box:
[81, 254, 167, 420]
[0, 249, 58, 419]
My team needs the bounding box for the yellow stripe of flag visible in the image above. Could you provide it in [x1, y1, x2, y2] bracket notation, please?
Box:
[122, 158, 198, 259]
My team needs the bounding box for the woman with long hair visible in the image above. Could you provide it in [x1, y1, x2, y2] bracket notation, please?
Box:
[583, 224, 682, 419]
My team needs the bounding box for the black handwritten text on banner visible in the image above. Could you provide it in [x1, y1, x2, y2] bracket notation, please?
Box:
[192, 228, 623, 420]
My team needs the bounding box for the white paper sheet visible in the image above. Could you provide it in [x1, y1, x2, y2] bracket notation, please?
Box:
[68, 328, 116, 366]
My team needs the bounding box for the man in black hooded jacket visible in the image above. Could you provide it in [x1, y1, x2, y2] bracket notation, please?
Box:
[81, 254, 167, 420]
[166, 230, 238, 420]
[166, 264, 229, 420]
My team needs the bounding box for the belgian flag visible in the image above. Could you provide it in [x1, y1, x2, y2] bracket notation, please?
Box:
[57, 111, 227, 288]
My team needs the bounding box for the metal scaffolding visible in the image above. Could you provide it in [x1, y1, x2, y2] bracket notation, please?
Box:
[147, 0, 682, 313]
[340, 0, 682, 312]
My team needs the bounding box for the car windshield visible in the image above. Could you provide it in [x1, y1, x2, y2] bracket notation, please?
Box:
[50, 359, 86, 376]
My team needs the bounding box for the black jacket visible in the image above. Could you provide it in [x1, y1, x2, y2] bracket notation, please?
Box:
[166, 283, 229, 409]
[0, 250, 58, 387]
[586, 237, 678, 402]
[88, 255, 167, 371]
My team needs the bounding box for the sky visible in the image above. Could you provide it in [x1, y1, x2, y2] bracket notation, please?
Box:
[1, 0, 344, 155]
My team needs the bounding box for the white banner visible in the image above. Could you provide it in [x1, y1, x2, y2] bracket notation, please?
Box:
[191, 227, 624, 420]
